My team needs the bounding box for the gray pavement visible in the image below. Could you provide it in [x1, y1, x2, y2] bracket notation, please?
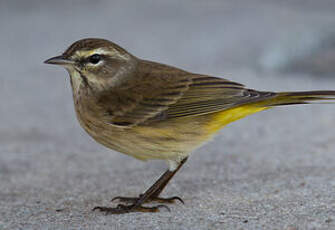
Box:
[1, 1, 335, 229]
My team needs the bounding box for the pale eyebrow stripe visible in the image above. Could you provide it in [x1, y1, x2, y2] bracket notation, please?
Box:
[75, 48, 115, 57]
[92, 48, 115, 55]
[75, 48, 130, 61]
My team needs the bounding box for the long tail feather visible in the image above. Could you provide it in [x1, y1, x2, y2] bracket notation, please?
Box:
[258, 91, 335, 107]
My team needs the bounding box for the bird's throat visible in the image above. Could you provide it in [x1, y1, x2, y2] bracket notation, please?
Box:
[67, 68, 84, 95]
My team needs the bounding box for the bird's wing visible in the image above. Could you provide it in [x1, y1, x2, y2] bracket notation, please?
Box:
[165, 75, 275, 118]
[97, 66, 274, 127]
[96, 67, 191, 126]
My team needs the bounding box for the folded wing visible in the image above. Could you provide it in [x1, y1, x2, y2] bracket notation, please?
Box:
[97, 64, 275, 127]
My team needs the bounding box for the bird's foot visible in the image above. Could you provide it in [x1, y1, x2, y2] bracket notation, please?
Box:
[93, 194, 184, 214]
[93, 158, 188, 214]
[111, 194, 184, 204]
[92, 203, 169, 214]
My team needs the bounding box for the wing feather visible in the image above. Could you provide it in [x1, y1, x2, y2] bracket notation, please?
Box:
[164, 75, 275, 118]
[97, 61, 275, 126]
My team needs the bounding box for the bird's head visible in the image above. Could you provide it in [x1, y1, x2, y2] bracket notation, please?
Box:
[44, 38, 137, 92]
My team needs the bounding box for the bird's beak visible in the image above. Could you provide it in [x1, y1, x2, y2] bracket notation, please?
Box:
[44, 55, 75, 66]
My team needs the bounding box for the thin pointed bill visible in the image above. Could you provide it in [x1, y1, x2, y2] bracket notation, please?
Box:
[44, 55, 75, 65]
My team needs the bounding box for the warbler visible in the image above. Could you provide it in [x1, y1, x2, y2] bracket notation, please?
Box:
[45, 38, 335, 214]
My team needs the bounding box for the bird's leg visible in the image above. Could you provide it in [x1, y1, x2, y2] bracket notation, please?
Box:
[112, 158, 187, 205]
[93, 157, 188, 214]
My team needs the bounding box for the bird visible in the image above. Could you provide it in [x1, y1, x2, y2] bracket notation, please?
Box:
[44, 38, 335, 214]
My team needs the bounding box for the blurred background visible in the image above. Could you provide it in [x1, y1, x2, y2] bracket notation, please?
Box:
[1, 0, 335, 229]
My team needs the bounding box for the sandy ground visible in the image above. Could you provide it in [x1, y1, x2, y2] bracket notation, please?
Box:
[1, 1, 335, 229]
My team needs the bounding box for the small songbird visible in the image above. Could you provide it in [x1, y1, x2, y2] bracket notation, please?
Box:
[45, 38, 335, 214]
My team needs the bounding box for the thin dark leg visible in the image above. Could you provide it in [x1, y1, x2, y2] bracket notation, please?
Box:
[93, 157, 188, 214]
[112, 157, 187, 204]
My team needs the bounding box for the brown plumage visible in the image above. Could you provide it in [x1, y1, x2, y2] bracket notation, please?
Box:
[45, 38, 335, 214]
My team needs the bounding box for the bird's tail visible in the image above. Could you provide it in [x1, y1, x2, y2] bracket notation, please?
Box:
[257, 91, 335, 107]
[207, 90, 335, 133]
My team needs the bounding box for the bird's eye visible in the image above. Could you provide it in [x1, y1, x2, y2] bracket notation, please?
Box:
[88, 54, 102, 64]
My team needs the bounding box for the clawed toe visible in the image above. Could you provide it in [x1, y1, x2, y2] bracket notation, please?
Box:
[111, 195, 184, 204]
[92, 203, 170, 214]
[151, 196, 184, 204]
